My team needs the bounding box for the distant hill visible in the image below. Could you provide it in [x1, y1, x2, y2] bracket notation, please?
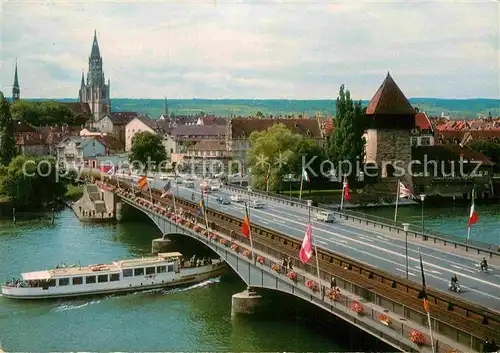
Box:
[27, 98, 500, 119]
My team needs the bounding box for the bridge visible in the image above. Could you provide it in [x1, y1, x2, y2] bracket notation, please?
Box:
[80, 173, 500, 353]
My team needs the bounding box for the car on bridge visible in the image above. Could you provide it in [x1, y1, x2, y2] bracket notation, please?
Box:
[314, 211, 335, 223]
[216, 196, 231, 205]
[230, 195, 244, 203]
[250, 200, 264, 209]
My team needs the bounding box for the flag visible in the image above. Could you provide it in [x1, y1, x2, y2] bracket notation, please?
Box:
[241, 204, 250, 238]
[299, 223, 313, 264]
[198, 192, 205, 217]
[468, 190, 479, 227]
[138, 175, 148, 189]
[344, 182, 351, 201]
[160, 181, 172, 198]
[417, 250, 428, 312]
[399, 181, 414, 199]
[302, 169, 310, 183]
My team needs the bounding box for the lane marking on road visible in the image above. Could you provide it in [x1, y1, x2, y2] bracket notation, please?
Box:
[396, 268, 417, 277]
[317, 240, 328, 245]
[172, 185, 500, 295]
[413, 265, 442, 275]
[450, 264, 476, 274]
[358, 236, 374, 243]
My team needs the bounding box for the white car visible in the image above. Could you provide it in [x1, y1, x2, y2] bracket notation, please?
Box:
[210, 184, 219, 191]
[314, 211, 335, 223]
[230, 195, 244, 202]
[250, 200, 264, 209]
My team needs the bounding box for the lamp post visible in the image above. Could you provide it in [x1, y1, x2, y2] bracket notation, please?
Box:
[420, 194, 426, 240]
[402, 223, 410, 279]
[247, 185, 252, 211]
[307, 199, 312, 223]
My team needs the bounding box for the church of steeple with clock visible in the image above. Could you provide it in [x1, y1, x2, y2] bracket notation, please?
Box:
[78, 30, 111, 122]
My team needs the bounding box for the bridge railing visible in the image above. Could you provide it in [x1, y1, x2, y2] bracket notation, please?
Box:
[223, 184, 500, 258]
[116, 187, 485, 353]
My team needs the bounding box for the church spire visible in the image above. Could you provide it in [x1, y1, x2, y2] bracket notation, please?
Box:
[90, 29, 101, 59]
[80, 70, 85, 87]
[13, 60, 20, 101]
[164, 97, 169, 117]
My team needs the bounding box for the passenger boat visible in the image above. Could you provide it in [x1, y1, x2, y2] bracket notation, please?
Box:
[1, 252, 226, 300]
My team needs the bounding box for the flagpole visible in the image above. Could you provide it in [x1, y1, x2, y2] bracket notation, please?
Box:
[247, 202, 256, 264]
[299, 172, 304, 200]
[394, 179, 400, 223]
[467, 189, 474, 243]
[340, 176, 346, 211]
[418, 248, 435, 353]
[307, 200, 322, 295]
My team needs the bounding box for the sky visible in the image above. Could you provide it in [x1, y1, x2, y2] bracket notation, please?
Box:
[1, 1, 498, 100]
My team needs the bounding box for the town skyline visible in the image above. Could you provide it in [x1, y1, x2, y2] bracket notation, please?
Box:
[2, 1, 498, 100]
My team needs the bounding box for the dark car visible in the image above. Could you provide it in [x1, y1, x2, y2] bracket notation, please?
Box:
[216, 196, 231, 205]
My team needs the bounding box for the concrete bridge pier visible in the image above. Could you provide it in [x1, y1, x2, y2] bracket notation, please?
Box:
[152, 237, 171, 255]
[231, 287, 262, 316]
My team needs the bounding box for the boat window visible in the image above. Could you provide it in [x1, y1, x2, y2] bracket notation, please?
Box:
[72, 277, 83, 285]
[134, 268, 144, 276]
[86, 276, 96, 284]
[157, 266, 166, 273]
[59, 278, 69, 286]
[123, 269, 133, 277]
[167, 265, 174, 272]
[145, 267, 155, 275]
[110, 273, 120, 282]
[48, 279, 56, 287]
[98, 274, 108, 283]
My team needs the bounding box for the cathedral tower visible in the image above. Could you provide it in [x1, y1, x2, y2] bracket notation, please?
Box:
[79, 30, 111, 121]
[364, 72, 415, 189]
[12, 61, 20, 101]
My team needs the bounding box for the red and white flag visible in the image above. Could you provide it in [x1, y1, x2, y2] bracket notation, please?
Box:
[299, 224, 313, 264]
[344, 182, 351, 201]
[468, 191, 479, 227]
[399, 181, 413, 199]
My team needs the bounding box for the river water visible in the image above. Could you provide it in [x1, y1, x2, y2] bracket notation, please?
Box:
[0, 209, 389, 352]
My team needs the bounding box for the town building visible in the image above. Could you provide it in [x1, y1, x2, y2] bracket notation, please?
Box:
[165, 125, 227, 161]
[95, 112, 138, 143]
[226, 118, 324, 169]
[125, 116, 162, 151]
[411, 111, 435, 147]
[78, 30, 111, 122]
[56, 136, 108, 169]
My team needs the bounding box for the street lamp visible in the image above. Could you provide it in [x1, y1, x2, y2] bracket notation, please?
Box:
[247, 185, 252, 207]
[419, 194, 426, 240]
[307, 199, 312, 223]
[402, 223, 410, 279]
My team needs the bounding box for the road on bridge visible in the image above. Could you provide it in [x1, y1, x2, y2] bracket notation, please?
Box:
[123, 175, 500, 312]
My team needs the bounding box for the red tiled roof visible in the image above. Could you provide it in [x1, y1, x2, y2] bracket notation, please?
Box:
[13, 119, 38, 133]
[56, 102, 92, 117]
[415, 112, 432, 131]
[412, 145, 493, 166]
[188, 140, 227, 151]
[230, 118, 322, 139]
[366, 73, 415, 115]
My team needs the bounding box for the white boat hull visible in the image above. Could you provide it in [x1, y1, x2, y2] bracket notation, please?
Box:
[2, 262, 226, 300]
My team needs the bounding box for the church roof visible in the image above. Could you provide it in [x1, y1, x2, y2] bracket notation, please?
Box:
[56, 102, 92, 117]
[90, 30, 101, 58]
[13, 62, 19, 87]
[107, 112, 137, 125]
[366, 73, 415, 115]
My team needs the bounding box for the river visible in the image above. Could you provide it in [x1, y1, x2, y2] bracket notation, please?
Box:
[0, 208, 389, 352]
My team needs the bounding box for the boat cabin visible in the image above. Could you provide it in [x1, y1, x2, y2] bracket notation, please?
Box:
[12, 252, 184, 289]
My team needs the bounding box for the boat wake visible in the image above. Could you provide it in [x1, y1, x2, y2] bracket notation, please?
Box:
[51, 276, 222, 312]
[160, 276, 221, 296]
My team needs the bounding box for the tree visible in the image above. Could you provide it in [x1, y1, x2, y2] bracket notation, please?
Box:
[10, 100, 79, 126]
[327, 85, 367, 178]
[0, 155, 66, 206]
[0, 92, 17, 166]
[129, 131, 167, 171]
[469, 140, 500, 172]
[247, 123, 325, 192]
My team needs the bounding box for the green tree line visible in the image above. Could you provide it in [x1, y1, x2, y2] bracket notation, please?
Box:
[10, 100, 87, 126]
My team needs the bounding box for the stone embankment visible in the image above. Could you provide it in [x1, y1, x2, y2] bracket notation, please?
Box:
[68, 183, 115, 222]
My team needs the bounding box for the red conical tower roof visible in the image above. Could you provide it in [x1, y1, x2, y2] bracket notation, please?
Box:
[366, 72, 415, 115]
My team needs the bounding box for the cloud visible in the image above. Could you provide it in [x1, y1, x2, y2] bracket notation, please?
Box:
[1, 0, 498, 99]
